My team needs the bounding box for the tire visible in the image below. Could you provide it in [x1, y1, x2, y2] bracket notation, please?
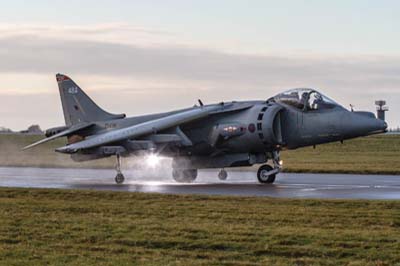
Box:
[115, 173, 125, 184]
[257, 165, 276, 184]
[172, 169, 197, 183]
[218, 170, 228, 181]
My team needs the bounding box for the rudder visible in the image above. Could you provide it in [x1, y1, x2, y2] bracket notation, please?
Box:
[56, 74, 126, 126]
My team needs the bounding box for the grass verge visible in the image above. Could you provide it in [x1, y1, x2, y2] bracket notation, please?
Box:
[0, 188, 399, 265]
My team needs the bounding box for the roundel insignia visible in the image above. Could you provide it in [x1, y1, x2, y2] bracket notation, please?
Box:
[248, 123, 256, 133]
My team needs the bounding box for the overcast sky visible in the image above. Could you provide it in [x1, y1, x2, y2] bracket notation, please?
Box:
[1, 0, 399, 130]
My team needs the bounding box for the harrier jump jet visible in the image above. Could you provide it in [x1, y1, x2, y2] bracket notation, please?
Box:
[24, 74, 387, 184]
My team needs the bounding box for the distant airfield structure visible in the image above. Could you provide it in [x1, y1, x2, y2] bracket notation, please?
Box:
[375, 100, 389, 121]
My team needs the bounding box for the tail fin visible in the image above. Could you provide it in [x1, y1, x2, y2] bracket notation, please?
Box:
[56, 74, 126, 126]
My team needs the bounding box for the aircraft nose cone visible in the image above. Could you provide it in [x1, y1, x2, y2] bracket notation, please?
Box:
[363, 116, 387, 134]
[383, 121, 388, 131]
[344, 112, 387, 138]
[376, 119, 387, 132]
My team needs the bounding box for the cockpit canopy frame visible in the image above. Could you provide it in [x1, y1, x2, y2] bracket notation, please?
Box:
[272, 88, 341, 111]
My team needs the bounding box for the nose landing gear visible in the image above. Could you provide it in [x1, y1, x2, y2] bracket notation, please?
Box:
[257, 151, 282, 184]
[257, 165, 276, 183]
[115, 154, 125, 184]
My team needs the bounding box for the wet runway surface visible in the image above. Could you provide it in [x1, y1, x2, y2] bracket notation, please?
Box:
[1, 167, 400, 199]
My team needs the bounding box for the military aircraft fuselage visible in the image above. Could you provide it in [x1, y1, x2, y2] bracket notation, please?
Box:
[26, 75, 387, 184]
[80, 96, 386, 158]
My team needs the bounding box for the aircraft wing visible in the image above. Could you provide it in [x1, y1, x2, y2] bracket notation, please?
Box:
[56, 105, 221, 153]
[22, 123, 95, 150]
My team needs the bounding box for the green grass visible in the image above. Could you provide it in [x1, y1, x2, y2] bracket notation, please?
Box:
[281, 135, 400, 175]
[0, 134, 114, 169]
[0, 188, 399, 266]
[1, 134, 400, 174]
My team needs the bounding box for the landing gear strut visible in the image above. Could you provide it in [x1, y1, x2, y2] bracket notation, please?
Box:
[257, 151, 282, 184]
[115, 154, 125, 184]
[172, 168, 197, 183]
[218, 169, 228, 180]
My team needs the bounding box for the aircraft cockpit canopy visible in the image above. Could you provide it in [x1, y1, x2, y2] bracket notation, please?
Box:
[273, 88, 341, 111]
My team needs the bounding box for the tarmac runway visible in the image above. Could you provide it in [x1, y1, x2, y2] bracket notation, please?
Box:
[0, 167, 400, 200]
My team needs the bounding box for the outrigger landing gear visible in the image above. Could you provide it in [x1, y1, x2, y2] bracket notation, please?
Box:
[257, 151, 282, 184]
[115, 154, 125, 184]
[218, 169, 228, 180]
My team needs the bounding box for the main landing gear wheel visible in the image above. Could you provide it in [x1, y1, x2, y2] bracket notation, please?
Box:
[218, 169, 228, 181]
[172, 169, 197, 183]
[115, 154, 125, 184]
[257, 165, 276, 184]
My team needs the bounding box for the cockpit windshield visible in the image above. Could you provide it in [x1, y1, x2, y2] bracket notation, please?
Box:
[273, 88, 341, 111]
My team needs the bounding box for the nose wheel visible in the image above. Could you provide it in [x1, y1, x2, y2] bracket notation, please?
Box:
[257, 165, 276, 184]
[257, 151, 281, 184]
[115, 154, 125, 184]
